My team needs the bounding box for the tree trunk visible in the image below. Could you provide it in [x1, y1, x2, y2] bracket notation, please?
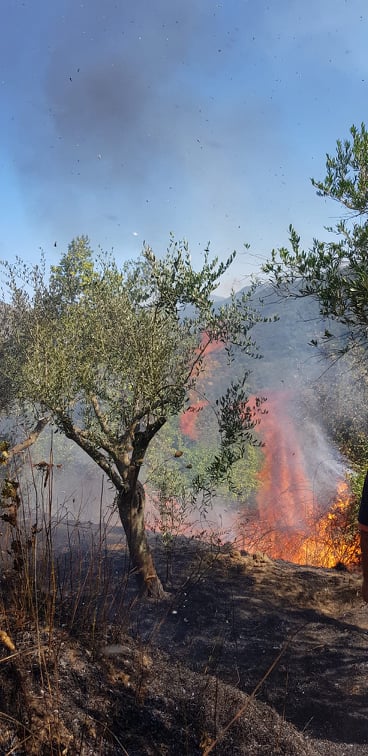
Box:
[117, 481, 165, 599]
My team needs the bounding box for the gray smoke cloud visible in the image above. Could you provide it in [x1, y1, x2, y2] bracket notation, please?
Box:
[5, 0, 279, 261]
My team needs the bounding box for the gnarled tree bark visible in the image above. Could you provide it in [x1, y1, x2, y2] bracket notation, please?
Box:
[117, 481, 165, 599]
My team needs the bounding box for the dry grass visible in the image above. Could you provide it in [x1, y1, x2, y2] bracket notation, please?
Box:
[0, 454, 367, 755]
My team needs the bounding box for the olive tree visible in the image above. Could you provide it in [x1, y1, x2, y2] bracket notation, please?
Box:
[1, 236, 264, 598]
[264, 123, 368, 358]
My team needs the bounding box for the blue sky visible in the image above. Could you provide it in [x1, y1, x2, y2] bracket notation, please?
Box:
[1, 0, 368, 293]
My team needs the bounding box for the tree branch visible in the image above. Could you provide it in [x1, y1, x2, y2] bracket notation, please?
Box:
[132, 416, 166, 462]
[3, 417, 50, 462]
[58, 413, 124, 491]
[90, 393, 111, 437]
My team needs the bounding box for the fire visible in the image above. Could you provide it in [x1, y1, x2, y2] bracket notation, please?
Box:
[179, 357, 360, 569]
[255, 391, 314, 533]
[197, 336, 224, 356]
[180, 334, 223, 441]
[180, 400, 208, 441]
[236, 392, 360, 568]
[238, 480, 359, 568]
[293, 481, 360, 568]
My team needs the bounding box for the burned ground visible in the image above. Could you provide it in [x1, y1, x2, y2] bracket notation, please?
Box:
[1, 528, 368, 755]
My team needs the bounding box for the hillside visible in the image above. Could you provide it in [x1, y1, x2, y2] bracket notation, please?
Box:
[1, 284, 367, 754]
[1, 529, 367, 755]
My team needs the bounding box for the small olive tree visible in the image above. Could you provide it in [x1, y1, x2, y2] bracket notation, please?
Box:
[1, 236, 264, 597]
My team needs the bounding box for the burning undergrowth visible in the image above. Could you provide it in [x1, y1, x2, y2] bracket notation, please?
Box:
[234, 390, 359, 568]
[173, 315, 361, 570]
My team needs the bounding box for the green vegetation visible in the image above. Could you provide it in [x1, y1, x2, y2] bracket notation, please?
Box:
[264, 123, 368, 478]
[0, 236, 265, 596]
[264, 123, 368, 359]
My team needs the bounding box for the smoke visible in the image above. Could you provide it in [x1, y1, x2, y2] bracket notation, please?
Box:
[242, 286, 360, 550]
[174, 293, 355, 556]
[12, 433, 118, 525]
[295, 418, 347, 506]
[255, 392, 347, 535]
[15, 2, 197, 221]
[6, 0, 281, 256]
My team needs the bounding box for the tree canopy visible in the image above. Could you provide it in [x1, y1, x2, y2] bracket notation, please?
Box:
[263, 123, 368, 358]
[1, 236, 265, 596]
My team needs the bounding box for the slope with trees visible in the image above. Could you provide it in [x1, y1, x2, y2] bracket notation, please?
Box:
[0, 237, 266, 597]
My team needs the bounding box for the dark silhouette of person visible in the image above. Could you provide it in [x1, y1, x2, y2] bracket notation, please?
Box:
[358, 471, 368, 602]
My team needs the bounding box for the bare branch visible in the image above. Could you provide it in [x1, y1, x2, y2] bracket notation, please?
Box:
[3, 417, 50, 462]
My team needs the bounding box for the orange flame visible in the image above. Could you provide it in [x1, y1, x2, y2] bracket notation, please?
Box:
[180, 334, 223, 441]
[256, 391, 314, 536]
[180, 400, 208, 441]
[236, 391, 360, 568]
